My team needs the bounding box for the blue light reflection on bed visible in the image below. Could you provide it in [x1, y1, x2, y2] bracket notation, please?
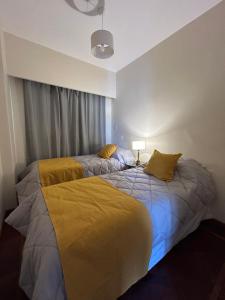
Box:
[147, 192, 186, 269]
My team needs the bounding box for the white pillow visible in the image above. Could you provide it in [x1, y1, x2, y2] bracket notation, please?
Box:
[112, 147, 135, 164]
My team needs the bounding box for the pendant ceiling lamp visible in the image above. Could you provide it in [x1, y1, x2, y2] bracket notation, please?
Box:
[64, 0, 114, 59]
[91, 2, 114, 59]
[65, 0, 105, 16]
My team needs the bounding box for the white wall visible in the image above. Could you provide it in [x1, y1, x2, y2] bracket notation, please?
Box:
[8, 77, 26, 176]
[4, 32, 116, 99]
[0, 30, 17, 217]
[113, 1, 225, 222]
[0, 33, 5, 230]
[0, 152, 4, 232]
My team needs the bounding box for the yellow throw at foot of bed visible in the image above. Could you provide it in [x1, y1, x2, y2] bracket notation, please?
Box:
[39, 157, 84, 187]
[42, 176, 152, 300]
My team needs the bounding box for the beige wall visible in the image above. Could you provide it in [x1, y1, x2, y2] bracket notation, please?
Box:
[113, 1, 225, 221]
[4, 32, 116, 99]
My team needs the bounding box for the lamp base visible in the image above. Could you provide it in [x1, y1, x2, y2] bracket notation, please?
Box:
[136, 160, 141, 166]
[136, 149, 141, 166]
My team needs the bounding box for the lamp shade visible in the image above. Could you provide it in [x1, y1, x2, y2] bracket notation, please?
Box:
[132, 141, 145, 151]
[91, 30, 114, 59]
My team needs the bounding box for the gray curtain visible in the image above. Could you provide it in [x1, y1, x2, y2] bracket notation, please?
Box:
[23, 80, 106, 163]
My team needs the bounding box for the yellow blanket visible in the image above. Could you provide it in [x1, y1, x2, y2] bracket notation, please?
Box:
[42, 177, 152, 300]
[39, 157, 83, 187]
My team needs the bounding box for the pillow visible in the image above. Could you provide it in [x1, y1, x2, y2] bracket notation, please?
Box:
[144, 149, 182, 181]
[98, 144, 117, 159]
[112, 147, 135, 164]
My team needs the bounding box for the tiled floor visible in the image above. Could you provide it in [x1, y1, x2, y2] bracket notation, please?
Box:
[0, 219, 225, 300]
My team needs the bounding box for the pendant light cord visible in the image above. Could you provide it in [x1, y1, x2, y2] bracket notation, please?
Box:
[101, 9, 104, 30]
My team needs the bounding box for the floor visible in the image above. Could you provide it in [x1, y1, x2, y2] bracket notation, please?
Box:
[0, 219, 225, 300]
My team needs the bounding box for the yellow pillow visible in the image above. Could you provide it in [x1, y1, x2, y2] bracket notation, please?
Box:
[98, 144, 117, 159]
[144, 149, 182, 181]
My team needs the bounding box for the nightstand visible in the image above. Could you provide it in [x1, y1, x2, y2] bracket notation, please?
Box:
[126, 162, 147, 169]
[125, 162, 137, 169]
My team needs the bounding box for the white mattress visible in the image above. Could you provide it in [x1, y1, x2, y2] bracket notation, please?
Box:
[6, 158, 216, 299]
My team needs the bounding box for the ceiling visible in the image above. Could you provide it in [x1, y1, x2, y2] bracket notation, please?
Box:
[0, 0, 222, 72]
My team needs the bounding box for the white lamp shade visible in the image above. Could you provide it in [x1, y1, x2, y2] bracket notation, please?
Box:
[91, 30, 114, 59]
[132, 141, 145, 151]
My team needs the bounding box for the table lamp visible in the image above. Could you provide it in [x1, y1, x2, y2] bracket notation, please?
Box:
[132, 141, 145, 166]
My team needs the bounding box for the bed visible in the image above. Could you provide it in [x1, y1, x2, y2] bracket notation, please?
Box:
[6, 158, 216, 300]
[16, 153, 128, 202]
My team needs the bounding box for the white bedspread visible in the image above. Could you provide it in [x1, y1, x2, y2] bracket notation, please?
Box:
[6, 159, 216, 300]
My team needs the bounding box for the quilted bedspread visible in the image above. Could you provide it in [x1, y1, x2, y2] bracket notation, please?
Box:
[16, 154, 125, 202]
[6, 159, 216, 300]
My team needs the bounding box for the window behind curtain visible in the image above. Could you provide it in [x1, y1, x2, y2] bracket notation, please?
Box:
[23, 80, 106, 163]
